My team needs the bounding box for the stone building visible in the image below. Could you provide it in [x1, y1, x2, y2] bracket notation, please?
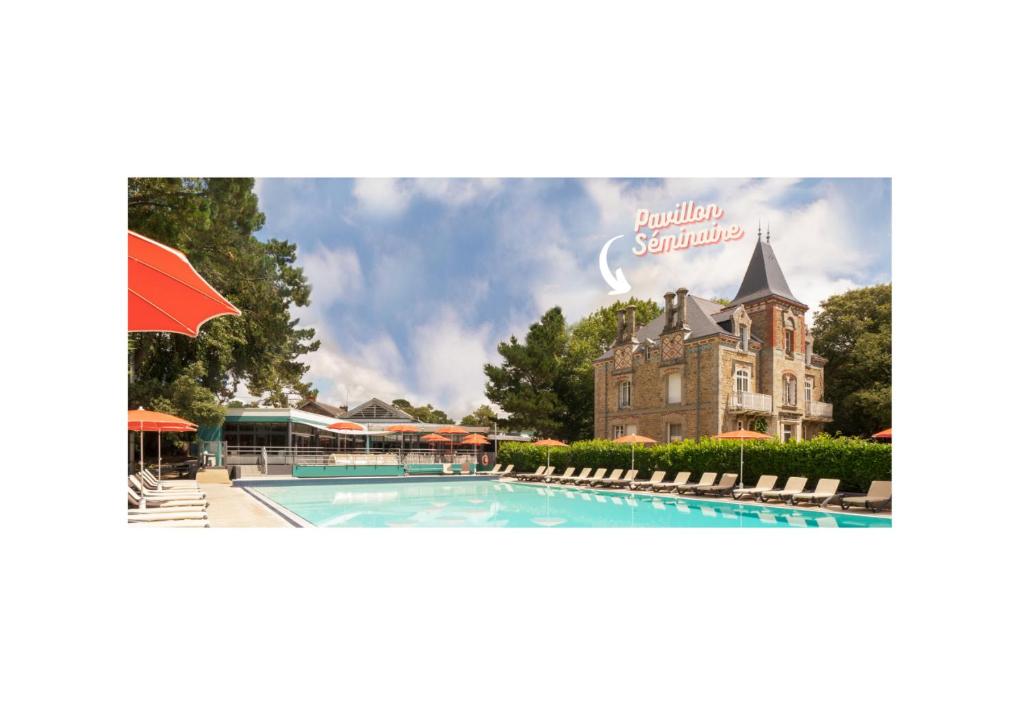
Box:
[593, 230, 833, 442]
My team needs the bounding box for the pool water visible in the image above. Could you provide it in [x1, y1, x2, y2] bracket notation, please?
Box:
[250, 478, 891, 528]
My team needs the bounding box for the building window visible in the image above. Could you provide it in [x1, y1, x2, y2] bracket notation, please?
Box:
[612, 425, 625, 438]
[644, 345, 652, 362]
[735, 367, 750, 393]
[736, 418, 745, 430]
[666, 373, 682, 404]
[739, 324, 749, 351]
[667, 422, 683, 442]
[782, 423, 793, 442]
[626, 424, 638, 436]
[784, 329, 794, 356]
[805, 376, 813, 403]
[784, 375, 797, 406]
[618, 381, 631, 409]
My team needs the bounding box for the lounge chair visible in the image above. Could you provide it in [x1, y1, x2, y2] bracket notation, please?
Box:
[514, 466, 545, 481]
[732, 475, 778, 500]
[591, 469, 623, 488]
[573, 468, 607, 487]
[840, 481, 892, 512]
[522, 466, 555, 482]
[139, 470, 202, 492]
[546, 467, 575, 483]
[481, 464, 501, 475]
[129, 508, 208, 523]
[130, 476, 205, 501]
[561, 468, 592, 485]
[693, 473, 739, 497]
[676, 472, 717, 495]
[790, 478, 841, 506]
[629, 471, 666, 491]
[758, 476, 808, 502]
[128, 486, 207, 511]
[653, 472, 691, 493]
[135, 473, 203, 497]
[600, 469, 638, 489]
[501, 464, 514, 475]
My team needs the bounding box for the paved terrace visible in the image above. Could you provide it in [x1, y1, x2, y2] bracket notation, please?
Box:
[196, 468, 290, 527]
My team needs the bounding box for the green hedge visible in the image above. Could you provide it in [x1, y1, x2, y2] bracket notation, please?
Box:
[497, 436, 891, 493]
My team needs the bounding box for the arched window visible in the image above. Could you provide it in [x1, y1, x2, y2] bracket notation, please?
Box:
[784, 374, 798, 406]
[735, 367, 750, 393]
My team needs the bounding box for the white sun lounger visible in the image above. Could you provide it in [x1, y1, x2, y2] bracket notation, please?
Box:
[731, 475, 778, 500]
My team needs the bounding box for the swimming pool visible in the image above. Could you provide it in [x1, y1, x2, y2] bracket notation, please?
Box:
[247, 478, 891, 528]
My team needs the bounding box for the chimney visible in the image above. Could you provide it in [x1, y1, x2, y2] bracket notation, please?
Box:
[615, 309, 626, 344]
[663, 292, 676, 332]
[676, 288, 688, 329]
[625, 305, 637, 341]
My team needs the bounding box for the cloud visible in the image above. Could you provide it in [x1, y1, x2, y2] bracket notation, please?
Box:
[351, 178, 502, 216]
[409, 306, 497, 417]
[300, 242, 364, 309]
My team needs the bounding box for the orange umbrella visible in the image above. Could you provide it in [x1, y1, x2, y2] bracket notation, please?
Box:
[533, 438, 568, 467]
[462, 433, 489, 470]
[421, 432, 450, 459]
[612, 433, 656, 470]
[128, 231, 241, 337]
[435, 426, 467, 459]
[387, 424, 419, 461]
[128, 408, 197, 484]
[328, 421, 364, 431]
[872, 428, 892, 440]
[715, 429, 773, 486]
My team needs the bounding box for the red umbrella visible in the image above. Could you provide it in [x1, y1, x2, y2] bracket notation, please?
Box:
[435, 426, 467, 459]
[612, 434, 656, 470]
[328, 421, 364, 431]
[128, 408, 197, 484]
[872, 428, 892, 440]
[714, 429, 773, 486]
[533, 438, 568, 467]
[128, 231, 241, 337]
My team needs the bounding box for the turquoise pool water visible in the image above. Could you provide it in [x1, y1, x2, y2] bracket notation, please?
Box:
[249, 478, 891, 528]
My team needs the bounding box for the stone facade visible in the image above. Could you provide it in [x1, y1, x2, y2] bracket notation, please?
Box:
[593, 235, 832, 442]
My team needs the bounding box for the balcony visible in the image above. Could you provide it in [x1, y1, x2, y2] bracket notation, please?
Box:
[729, 391, 773, 413]
[805, 400, 833, 419]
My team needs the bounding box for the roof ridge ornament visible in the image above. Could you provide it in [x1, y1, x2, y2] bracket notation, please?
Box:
[766, 222, 771, 244]
[757, 221, 762, 244]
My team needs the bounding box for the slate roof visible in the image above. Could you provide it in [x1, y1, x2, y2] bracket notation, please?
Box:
[595, 294, 736, 361]
[730, 239, 803, 307]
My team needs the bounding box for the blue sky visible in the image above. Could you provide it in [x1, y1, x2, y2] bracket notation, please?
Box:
[253, 178, 891, 418]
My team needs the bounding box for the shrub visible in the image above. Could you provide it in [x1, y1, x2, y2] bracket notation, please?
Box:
[497, 435, 891, 493]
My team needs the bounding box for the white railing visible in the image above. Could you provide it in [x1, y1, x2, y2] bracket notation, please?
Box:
[730, 391, 773, 413]
[806, 400, 833, 418]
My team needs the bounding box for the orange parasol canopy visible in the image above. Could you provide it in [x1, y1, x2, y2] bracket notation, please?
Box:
[715, 430, 773, 440]
[328, 420, 365, 431]
[421, 433, 451, 443]
[872, 428, 892, 440]
[533, 438, 568, 447]
[127, 408, 197, 432]
[462, 434, 489, 445]
[613, 434, 656, 445]
[387, 424, 420, 433]
[435, 425, 468, 435]
[128, 231, 241, 337]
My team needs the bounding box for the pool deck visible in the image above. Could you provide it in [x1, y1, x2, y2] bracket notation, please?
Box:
[196, 469, 291, 527]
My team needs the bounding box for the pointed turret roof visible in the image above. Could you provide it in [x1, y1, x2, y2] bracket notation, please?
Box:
[730, 236, 803, 307]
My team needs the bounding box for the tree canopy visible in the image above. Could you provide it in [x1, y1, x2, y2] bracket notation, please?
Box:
[391, 399, 454, 424]
[128, 178, 319, 426]
[460, 405, 498, 428]
[484, 298, 660, 440]
[811, 283, 892, 436]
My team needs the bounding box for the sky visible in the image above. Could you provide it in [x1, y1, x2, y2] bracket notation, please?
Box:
[252, 178, 891, 419]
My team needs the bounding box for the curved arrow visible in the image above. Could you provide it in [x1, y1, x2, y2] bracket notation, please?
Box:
[599, 235, 631, 295]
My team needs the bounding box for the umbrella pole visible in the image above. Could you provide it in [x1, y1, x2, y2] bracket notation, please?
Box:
[740, 440, 744, 487]
[157, 432, 162, 489]
[139, 429, 144, 477]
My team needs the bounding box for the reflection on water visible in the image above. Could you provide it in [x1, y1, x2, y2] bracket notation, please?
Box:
[254, 480, 892, 529]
